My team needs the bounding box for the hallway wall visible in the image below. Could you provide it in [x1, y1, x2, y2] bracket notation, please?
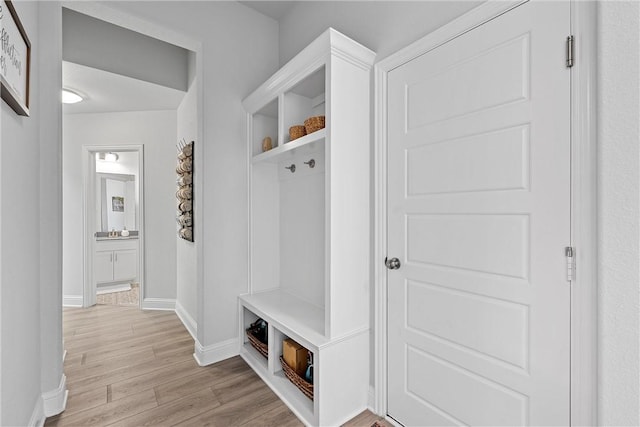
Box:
[1, 2, 65, 425]
[63, 110, 178, 306]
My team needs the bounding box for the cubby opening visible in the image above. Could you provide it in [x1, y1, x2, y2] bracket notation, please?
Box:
[273, 327, 316, 411]
[252, 98, 279, 156]
[251, 145, 326, 329]
[283, 66, 325, 143]
[242, 307, 268, 367]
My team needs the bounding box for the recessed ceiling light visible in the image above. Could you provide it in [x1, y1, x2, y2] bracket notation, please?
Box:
[62, 89, 83, 104]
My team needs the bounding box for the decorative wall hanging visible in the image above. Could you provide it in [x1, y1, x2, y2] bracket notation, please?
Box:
[0, 0, 31, 116]
[176, 139, 194, 242]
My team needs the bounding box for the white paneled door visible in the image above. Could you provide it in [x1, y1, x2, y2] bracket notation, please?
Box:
[387, 2, 571, 425]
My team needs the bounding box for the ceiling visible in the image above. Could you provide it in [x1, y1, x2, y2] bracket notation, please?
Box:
[60, 1, 323, 115]
[62, 61, 186, 115]
[239, 1, 297, 20]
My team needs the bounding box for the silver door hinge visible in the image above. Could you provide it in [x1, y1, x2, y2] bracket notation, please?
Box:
[565, 246, 575, 282]
[566, 35, 574, 68]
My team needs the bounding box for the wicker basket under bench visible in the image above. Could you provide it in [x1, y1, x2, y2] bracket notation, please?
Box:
[246, 322, 268, 359]
[280, 356, 313, 400]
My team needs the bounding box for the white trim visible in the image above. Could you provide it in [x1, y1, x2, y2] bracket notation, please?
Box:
[193, 337, 239, 367]
[141, 298, 176, 311]
[62, 295, 83, 307]
[42, 374, 68, 417]
[175, 300, 197, 340]
[373, 54, 389, 418]
[374, 0, 597, 422]
[28, 396, 45, 427]
[569, 1, 598, 425]
[242, 28, 375, 114]
[82, 145, 145, 310]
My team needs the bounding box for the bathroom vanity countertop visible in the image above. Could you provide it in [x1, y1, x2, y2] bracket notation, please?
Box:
[96, 236, 139, 241]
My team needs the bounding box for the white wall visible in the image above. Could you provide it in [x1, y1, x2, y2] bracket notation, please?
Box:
[176, 57, 198, 329]
[96, 1, 279, 352]
[1, 3, 42, 423]
[63, 7, 189, 91]
[63, 111, 178, 302]
[1, 2, 65, 425]
[597, 2, 640, 425]
[38, 2, 66, 421]
[277, 1, 480, 64]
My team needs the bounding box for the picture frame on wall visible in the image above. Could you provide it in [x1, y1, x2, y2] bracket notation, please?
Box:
[0, 0, 31, 116]
[112, 196, 124, 212]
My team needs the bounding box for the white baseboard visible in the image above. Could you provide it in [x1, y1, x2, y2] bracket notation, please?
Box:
[193, 337, 238, 366]
[175, 300, 197, 340]
[42, 374, 68, 417]
[141, 298, 176, 311]
[62, 295, 82, 307]
[28, 396, 44, 427]
[368, 385, 376, 413]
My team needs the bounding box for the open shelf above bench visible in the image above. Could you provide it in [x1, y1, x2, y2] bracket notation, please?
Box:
[252, 129, 325, 164]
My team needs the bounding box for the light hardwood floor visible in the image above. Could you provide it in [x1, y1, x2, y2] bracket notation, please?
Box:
[45, 305, 388, 427]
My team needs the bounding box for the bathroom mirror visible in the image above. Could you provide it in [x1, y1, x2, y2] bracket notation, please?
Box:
[97, 173, 137, 232]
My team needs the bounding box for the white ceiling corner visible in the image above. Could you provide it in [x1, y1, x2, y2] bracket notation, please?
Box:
[239, 1, 298, 21]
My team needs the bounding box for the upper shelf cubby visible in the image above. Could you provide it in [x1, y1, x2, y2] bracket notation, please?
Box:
[251, 98, 278, 157]
[243, 28, 375, 162]
[283, 66, 325, 144]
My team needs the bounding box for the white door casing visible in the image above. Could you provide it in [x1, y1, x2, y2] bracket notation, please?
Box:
[386, 2, 571, 425]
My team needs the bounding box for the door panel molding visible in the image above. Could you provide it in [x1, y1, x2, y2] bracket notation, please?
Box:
[373, 0, 597, 424]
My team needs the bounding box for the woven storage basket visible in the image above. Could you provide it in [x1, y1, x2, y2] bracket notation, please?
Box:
[280, 356, 313, 400]
[289, 125, 306, 141]
[304, 115, 325, 134]
[246, 322, 268, 359]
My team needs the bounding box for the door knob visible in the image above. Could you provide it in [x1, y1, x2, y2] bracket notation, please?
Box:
[385, 257, 401, 270]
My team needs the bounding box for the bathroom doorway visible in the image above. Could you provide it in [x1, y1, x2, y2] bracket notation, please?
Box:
[82, 145, 144, 308]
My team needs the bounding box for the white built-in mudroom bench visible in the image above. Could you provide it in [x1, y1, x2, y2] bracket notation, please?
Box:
[238, 28, 374, 426]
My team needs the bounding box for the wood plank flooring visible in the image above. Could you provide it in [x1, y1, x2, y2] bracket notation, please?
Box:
[45, 305, 388, 427]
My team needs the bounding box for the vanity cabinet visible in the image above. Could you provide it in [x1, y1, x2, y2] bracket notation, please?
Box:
[95, 239, 138, 285]
[240, 28, 374, 426]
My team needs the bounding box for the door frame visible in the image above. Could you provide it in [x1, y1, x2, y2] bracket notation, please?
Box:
[66, 0, 205, 337]
[373, 0, 597, 424]
[82, 144, 145, 308]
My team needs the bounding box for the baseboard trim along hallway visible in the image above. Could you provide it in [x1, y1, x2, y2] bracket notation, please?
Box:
[194, 337, 238, 367]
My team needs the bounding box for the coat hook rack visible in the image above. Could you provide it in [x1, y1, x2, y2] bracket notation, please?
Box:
[304, 159, 315, 168]
[285, 164, 296, 173]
